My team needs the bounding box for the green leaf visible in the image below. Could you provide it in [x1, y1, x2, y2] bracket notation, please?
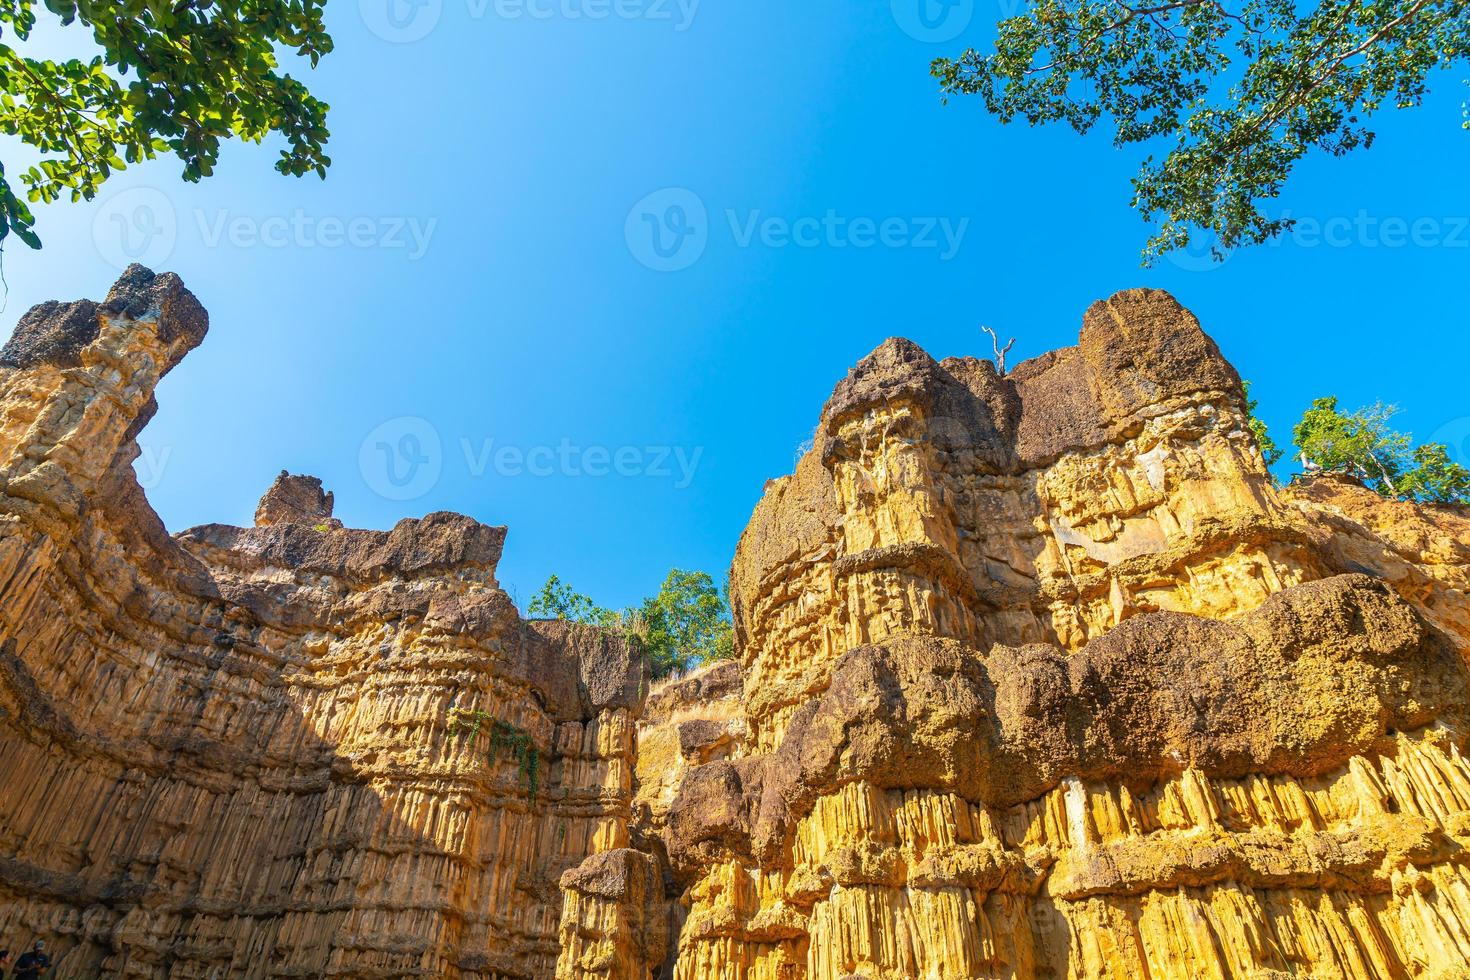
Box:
[0, 0, 332, 248]
[934, 0, 1470, 261]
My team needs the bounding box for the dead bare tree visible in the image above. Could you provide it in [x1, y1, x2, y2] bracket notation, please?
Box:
[982, 326, 1016, 376]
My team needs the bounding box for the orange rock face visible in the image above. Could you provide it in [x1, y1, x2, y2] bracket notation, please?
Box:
[0, 268, 646, 978]
[2, 272, 1469, 979]
[669, 289, 1470, 979]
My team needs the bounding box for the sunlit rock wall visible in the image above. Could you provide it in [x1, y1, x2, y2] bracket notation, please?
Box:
[0, 267, 646, 978]
[669, 289, 1470, 979]
[5, 271, 1469, 980]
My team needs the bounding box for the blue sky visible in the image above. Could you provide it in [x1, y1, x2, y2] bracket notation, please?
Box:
[4, 0, 1468, 611]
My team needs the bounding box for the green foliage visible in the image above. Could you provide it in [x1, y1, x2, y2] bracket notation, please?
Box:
[1397, 442, 1470, 504]
[1293, 396, 1408, 490]
[597, 605, 649, 641]
[932, 0, 1470, 263]
[706, 624, 736, 663]
[637, 568, 734, 679]
[0, 0, 332, 249]
[1292, 396, 1470, 504]
[526, 569, 735, 678]
[448, 710, 541, 800]
[527, 574, 608, 624]
[1243, 381, 1283, 468]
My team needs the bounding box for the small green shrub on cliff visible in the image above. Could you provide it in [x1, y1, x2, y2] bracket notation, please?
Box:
[1243, 381, 1283, 468]
[527, 575, 608, 624]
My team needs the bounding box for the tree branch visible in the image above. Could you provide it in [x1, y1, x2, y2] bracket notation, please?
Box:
[983, 326, 1017, 375]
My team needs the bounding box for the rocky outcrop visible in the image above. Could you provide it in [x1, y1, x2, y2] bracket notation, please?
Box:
[4, 273, 1470, 979]
[556, 849, 668, 980]
[667, 289, 1470, 978]
[0, 267, 646, 978]
[253, 471, 338, 528]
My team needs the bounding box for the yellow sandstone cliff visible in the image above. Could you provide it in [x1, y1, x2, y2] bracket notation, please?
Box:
[0, 267, 645, 977]
[664, 288, 1470, 980]
[2, 271, 1468, 979]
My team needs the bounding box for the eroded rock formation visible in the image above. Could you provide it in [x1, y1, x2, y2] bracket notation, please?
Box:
[2, 273, 1468, 979]
[665, 289, 1470, 979]
[0, 267, 645, 977]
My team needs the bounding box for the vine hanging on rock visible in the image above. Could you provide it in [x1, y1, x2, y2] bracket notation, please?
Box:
[448, 709, 541, 801]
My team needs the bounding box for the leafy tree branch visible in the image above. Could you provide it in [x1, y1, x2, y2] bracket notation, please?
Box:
[0, 0, 332, 249]
[933, 0, 1470, 262]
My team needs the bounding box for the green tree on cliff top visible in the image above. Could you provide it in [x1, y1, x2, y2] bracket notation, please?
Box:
[527, 569, 734, 678]
[1293, 396, 1470, 503]
[933, 0, 1470, 263]
[1, 0, 332, 250]
[527, 574, 608, 624]
[637, 569, 734, 678]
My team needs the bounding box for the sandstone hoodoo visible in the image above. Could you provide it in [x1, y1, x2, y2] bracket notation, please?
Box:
[2, 271, 1468, 978]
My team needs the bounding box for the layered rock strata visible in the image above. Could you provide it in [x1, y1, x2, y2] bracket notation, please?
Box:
[0, 267, 645, 978]
[4, 271, 1470, 980]
[667, 289, 1470, 979]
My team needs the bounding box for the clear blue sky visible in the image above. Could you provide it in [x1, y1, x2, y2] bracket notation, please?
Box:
[4, 1, 1468, 611]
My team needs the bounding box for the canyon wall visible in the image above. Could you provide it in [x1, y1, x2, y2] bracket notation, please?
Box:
[2, 271, 1468, 978]
[0, 267, 645, 978]
[665, 289, 1470, 979]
